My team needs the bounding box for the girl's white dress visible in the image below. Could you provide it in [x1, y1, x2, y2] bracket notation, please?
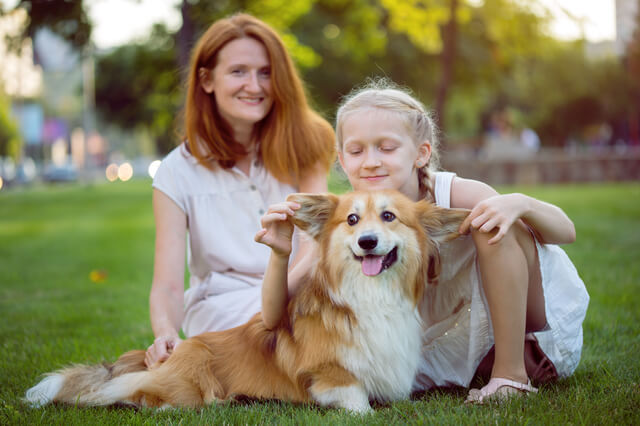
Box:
[414, 171, 589, 390]
[153, 144, 297, 337]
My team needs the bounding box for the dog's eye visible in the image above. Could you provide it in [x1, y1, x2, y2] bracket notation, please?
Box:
[381, 211, 396, 222]
[347, 214, 359, 226]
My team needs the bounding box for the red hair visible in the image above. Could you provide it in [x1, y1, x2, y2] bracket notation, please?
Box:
[184, 13, 335, 184]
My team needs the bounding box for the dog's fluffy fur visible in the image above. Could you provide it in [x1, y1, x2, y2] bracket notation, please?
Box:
[26, 190, 468, 413]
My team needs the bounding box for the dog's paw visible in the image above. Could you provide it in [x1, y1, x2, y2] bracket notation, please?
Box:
[342, 401, 373, 414]
[311, 383, 372, 414]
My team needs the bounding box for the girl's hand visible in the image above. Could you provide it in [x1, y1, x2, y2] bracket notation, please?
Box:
[254, 201, 301, 257]
[145, 335, 182, 368]
[458, 193, 526, 244]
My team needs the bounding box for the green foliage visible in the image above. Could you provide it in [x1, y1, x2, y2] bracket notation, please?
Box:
[87, 0, 634, 151]
[293, 0, 439, 112]
[381, 0, 472, 53]
[0, 181, 639, 423]
[94, 24, 183, 155]
[477, 0, 548, 63]
[182, 0, 323, 69]
[247, 0, 322, 68]
[506, 43, 631, 145]
[0, 92, 21, 160]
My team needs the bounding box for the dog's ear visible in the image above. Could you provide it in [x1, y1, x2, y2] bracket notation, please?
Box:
[416, 201, 470, 244]
[286, 193, 339, 240]
[416, 201, 470, 285]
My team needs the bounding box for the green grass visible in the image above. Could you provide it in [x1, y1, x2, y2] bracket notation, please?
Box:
[1, 178, 639, 424]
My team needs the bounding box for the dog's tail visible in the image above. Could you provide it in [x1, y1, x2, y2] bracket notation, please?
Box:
[25, 350, 148, 407]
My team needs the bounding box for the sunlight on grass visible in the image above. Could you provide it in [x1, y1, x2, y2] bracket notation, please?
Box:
[1, 179, 639, 424]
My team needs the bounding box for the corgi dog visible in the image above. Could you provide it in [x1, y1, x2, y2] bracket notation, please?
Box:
[26, 190, 468, 413]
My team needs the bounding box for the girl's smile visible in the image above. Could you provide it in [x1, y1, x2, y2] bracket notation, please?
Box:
[362, 175, 389, 181]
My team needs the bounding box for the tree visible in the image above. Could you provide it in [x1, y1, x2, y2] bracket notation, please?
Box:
[13, 0, 91, 51]
[380, 0, 470, 132]
[625, 8, 640, 144]
[93, 0, 633, 152]
[94, 24, 182, 156]
[177, 0, 322, 71]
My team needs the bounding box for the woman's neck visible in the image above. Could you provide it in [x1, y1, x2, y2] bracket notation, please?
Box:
[234, 154, 253, 176]
[231, 123, 254, 148]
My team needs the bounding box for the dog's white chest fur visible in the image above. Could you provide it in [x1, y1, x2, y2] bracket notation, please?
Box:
[331, 272, 422, 401]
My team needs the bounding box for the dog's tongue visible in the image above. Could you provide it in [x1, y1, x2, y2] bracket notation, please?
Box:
[362, 255, 384, 276]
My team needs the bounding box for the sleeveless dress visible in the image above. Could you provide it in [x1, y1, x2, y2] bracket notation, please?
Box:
[152, 144, 297, 337]
[414, 171, 590, 390]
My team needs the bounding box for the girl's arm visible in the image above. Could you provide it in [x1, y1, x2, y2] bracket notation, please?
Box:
[146, 189, 187, 366]
[256, 200, 300, 329]
[257, 164, 327, 330]
[453, 177, 576, 245]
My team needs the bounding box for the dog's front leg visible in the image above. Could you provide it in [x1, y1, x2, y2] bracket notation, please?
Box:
[305, 365, 372, 414]
[311, 383, 372, 413]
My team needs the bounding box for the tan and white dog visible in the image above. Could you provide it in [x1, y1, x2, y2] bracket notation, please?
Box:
[26, 190, 468, 413]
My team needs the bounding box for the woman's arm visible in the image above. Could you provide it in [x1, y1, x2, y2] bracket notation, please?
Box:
[145, 189, 187, 367]
[453, 177, 576, 245]
[257, 164, 328, 329]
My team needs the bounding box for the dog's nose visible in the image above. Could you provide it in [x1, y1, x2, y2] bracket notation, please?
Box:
[358, 234, 378, 250]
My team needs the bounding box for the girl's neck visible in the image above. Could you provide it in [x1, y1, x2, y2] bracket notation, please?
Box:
[404, 171, 424, 202]
[404, 174, 435, 202]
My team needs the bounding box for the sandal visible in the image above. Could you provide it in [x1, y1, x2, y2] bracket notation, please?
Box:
[465, 377, 538, 404]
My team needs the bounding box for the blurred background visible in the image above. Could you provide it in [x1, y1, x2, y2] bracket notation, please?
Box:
[0, 0, 638, 190]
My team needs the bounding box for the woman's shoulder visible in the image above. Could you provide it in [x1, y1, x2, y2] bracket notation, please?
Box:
[160, 143, 196, 168]
[153, 144, 202, 189]
[157, 143, 218, 181]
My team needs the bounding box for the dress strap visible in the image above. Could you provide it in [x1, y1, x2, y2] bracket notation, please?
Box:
[434, 171, 457, 208]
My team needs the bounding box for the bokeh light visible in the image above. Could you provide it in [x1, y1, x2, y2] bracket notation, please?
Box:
[148, 160, 161, 178]
[2, 158, 15, 180]
[105, 163, 119, 182]
[118, 162, 133, 181]
[0, 176, 3, 191]
[323, 24, 340, 39]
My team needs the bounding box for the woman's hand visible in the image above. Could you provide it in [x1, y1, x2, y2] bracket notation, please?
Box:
[458, 193, 526, 245]
[144, 335, 182, 368]
[254, 201, 301, 256]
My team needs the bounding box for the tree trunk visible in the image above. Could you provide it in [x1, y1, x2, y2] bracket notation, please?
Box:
[177, 0, 194, 81]
[435, 0, 458, 138]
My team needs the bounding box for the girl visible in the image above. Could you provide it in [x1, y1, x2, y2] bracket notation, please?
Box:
[145, 14, 335, 367]
[257, 80, 589, 403]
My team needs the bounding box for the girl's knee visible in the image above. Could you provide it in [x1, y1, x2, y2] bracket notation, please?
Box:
[471, 223, 535, 261]
[512, 222, 539, 270]
[470, 227, 518, 256]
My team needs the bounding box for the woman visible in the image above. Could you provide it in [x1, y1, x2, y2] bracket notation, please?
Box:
[145, 13, 335, 367]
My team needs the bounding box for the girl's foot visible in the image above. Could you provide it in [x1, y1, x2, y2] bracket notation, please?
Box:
[465, 377, 538, 404]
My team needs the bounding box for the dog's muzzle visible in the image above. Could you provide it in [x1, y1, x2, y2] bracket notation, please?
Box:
[353, 242, 399, 277]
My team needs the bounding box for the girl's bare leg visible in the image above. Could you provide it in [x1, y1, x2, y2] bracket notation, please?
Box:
[472, 222, 546, 384]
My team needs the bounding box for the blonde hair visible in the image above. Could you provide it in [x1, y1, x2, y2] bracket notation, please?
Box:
[336, 79, 441, 200]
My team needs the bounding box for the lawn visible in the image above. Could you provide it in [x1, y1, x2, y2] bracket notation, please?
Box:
[0, 178, 639, 424]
